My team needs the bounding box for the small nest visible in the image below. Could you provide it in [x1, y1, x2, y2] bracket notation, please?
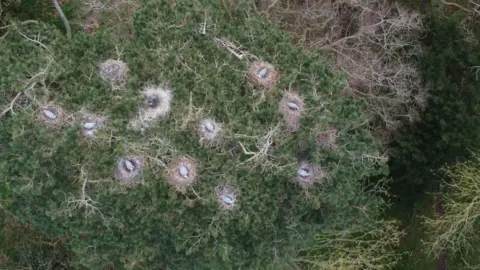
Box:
[247, 61, 278, 89]
[114, 156, 145, 185]
[294, 162, 326, 189]
[167, 156, 198, 191]
[279, 92, 304, 132]
[316, 128, 339, 150]
[198, 118, 223, 147]
[79, 113, 106, 138]
[38, 104, 65, 127]
[139, 86, 173, 121]
[214, 185, 237, 210]
[99, 59, 129, 88]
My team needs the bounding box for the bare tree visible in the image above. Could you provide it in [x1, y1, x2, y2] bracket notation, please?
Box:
[259, 0, 427, 142]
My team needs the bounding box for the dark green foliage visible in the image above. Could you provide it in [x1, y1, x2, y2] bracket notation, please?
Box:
[0, 211, 74, 269]
[1, 1, 388, 268]
[388, 12, 480, 206]
[1, 0, 77, 33]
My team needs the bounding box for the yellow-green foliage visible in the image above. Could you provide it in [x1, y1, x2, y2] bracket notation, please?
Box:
[424, 155, 480, 268]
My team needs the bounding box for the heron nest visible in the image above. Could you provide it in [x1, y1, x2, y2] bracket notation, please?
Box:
[198, 118, 223, 147]
[214, 185, 237, 210]
[114, 156, 145, 185]
[139, 86, 173, 121]
[167, 156, 198, 191]
[99, 59, 129, 88]
[279, 92, 304, 132]
[38, 104, 65, 127]
[294, 162, 326, 189]
[247, 61, 278, 89]
[317, 128, 339, 150]
[78, 112, 106, 138]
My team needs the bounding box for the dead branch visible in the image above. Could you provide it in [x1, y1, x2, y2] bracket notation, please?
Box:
[259, 0, 427, 142]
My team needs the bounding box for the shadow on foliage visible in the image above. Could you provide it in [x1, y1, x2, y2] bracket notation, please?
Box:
[388, 11, 480, 208]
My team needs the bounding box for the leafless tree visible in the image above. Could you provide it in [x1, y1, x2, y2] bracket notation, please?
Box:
[259, 0, 427, 142]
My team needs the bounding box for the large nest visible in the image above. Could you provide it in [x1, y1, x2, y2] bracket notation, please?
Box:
[78, 112, 106, 138]
[99, 59, 129, 89]
[38, 104, 65, 127]
[247, 61, 278, 89]
[139, 86, 173, 121]
[114, 156, 145, 185]
[167, 156, 198, 191]
[316, 128, 339, 150]
[214, 185, 237, 210]
[279, 92, 304, 132]
[294, 162, 327, 189]
[198, 118, 223, 147]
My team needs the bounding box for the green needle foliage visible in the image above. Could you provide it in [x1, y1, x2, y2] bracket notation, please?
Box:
[1, 1, 394, 268]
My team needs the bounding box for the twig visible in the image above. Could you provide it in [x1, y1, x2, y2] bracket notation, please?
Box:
[0, 92, 22, 118]
[52, 0, 71, 39]
[214, 37, 245, 60]
[440, 0, 472, 13]
[15, 28, 50, 52]
[221, 0, 233, 20]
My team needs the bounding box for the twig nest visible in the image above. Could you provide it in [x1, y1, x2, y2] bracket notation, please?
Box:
[99, 59, 129, 88]
[279, 92, 304, 132]
[167, 156, 198, 190]
[247, 61, 278, 89]
[294, 162, 327, 189]
[38, 104, 64, 127]
[214, 185, 237, 210]
[198, 118, 223, 147]
[139, 86, 173, 121]
[80, 114, 105, 138]
[316, 128, 339, 149]
[115, 156, 144, 184]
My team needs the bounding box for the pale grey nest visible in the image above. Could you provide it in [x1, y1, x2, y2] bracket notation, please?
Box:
[99, 59, 129, 88]
[214, 185, 237, 210]
[198, 118, 223, 147]
[115, 156, 144, 184]
[279, 92, 304, 132]
[140, 86, 173, 121]
[294, 162, 326, 189]
[247, 61, 278, 89]
[79, 113, 106, 138]
[167, 156, 198, 191]
[39, 104, 65, 127]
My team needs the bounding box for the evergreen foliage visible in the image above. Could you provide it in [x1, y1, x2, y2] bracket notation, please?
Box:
[1, 1, 391, 268]
[388, 11, 480, 206]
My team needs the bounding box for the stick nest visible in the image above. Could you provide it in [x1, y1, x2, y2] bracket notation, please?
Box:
[247, 61, 278, 89]
[79, 112, 106, 138]
[115, 156, 145, 185]
[317, 128, 339, 150]
[198, 118, 223, 147]
[38, 104, 65, 127]
[167, 156, 198, 191]
[99, 59, 129, 88]
[294, 162, 327, 189]
[139, 86, 173, 121]
[214, 185, 237, 210]
[279, 92, 304, 132]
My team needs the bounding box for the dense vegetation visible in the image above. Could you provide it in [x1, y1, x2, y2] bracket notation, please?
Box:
[2, 0, 480, 269]
[0, 1, 399, 269]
